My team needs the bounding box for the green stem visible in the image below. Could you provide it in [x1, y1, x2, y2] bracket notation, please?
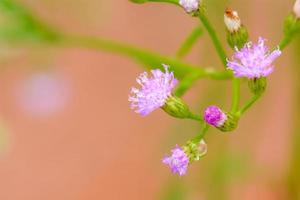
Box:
[192, 123, 209, 143]
[198, 12, 227, 67]
[174, 72, 204, 97]
[59, 33, 232, 80]
[187, 113, 203, 122]
[237, 94, 262, 116]
[174, 68, 233, 97]
[230, 78, 240, 113]
[279, 34, 292, 50]
[176, 26, 203, 58]
[147, 0, 179, 5]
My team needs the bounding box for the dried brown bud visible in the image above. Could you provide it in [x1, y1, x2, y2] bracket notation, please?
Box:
[224, 8, 241, 33]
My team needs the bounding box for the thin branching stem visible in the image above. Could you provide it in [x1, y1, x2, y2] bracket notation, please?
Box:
[237, 94, 262, 116]
[192, 123, 209, 144]
[230, 78, 241, 113]
[176, 26, 204, 58]
[59, 33, 232, 81]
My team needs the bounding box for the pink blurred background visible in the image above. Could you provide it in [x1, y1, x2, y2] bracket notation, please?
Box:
[0, 0, 299, 199]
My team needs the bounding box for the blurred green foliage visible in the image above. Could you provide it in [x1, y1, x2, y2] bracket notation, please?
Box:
[0, 0, 58, 43]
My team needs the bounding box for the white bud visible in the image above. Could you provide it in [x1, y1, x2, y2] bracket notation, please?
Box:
[179, 0, 200, 13]
[224, 8, 241, 33]
[294, 0, 300, 18]
[198, 139, 207, 157]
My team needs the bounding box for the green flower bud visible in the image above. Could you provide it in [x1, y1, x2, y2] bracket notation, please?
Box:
[248, 77, 267, 96]
[284, 14, 300, 37]
[226, 26, 249, 49]
[224, 8, 249, 49]
[162, 95, 192, 119]
[218, 112, 239, 132]
[183, 139, 207, 162]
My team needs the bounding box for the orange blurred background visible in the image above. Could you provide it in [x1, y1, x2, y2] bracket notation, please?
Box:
[0, 0, 299, 200]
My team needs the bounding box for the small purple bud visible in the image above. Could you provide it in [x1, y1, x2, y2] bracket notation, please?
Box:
[204, 106, 227, 127]
[204, 106, 239, 132]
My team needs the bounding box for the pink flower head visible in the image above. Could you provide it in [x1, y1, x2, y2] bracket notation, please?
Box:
[204, 106, 227, 127]
[162, 146, 189, 176]
[227, 37, 281, 78]
[129, 64, 178, 116]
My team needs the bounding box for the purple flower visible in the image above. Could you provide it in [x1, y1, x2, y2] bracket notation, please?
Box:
[227, 37, 281, 78]
[162, 146, 189, 176]
[204, 106, 227, 127]
[129, 64, 178, 116]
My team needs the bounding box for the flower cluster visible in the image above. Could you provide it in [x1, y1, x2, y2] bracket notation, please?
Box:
[127, 0, 291, 177]
[129, 65, 208, 175]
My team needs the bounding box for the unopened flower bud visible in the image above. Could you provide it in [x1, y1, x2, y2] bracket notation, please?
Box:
[183, 139, 207, 162]
[284, 14, 300, 37]
[198, 139, 207, 157]
[204, 106, 238, 132]
[224, 8, 248, 49]
[248, 77, 267, 95]
[294, 0, 300, 18]
[179, 0, 202, 16]
[224, 8, 241, 32]
[162, 95, 192, 119]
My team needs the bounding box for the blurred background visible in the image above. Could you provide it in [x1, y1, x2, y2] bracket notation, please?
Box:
[0, 0, 299, 199]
